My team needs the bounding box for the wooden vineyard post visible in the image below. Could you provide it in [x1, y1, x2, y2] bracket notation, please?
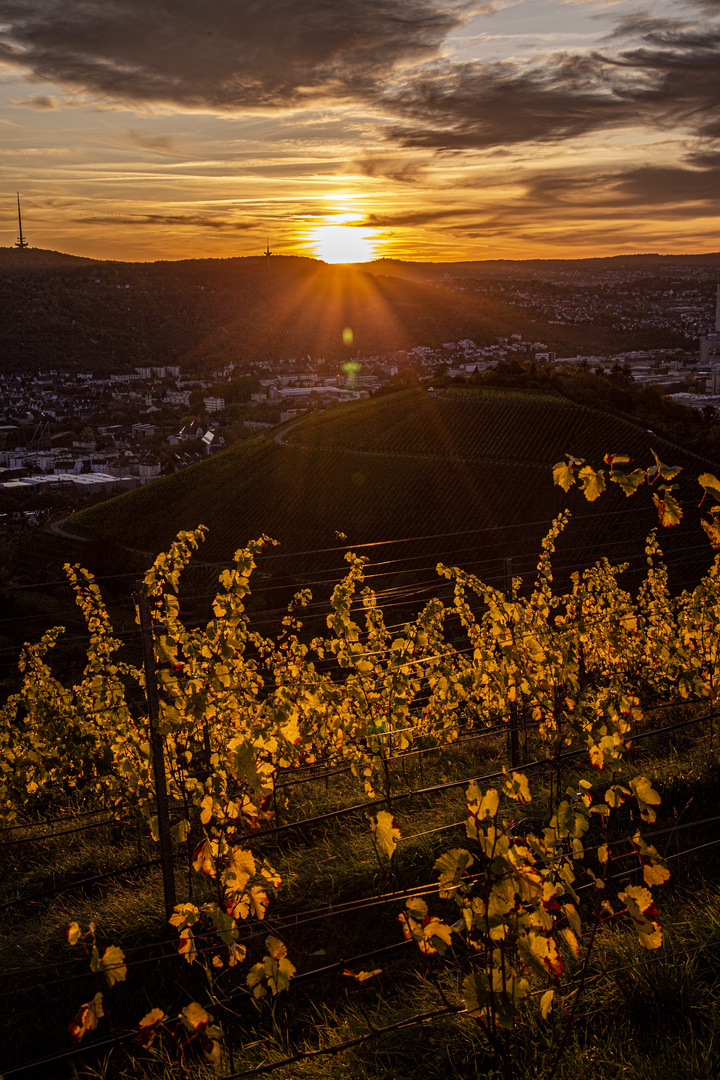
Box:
[136, 585, 176, 921]
[504, 557, 520, 769]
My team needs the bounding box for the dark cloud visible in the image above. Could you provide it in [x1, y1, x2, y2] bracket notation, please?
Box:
[383, 55, 632, 150]
[0, 0, 477, 111]
[609, 162, 720, 206]
[0, 0, 717, 166]
[384, 13, 720, 151]
[75, 214, 254, 230]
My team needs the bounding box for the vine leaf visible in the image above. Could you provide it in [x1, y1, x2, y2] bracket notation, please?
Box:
[435, 848, 474, 899]
[540, 989, 555, 1019]
[178, 929, 197, 964]
[68, 992, 104, 1042]
[136, 1008, 166, 1048]
[649, 450, 682, 483]
[247, 936, 296, 998]
[620, 885, 663, 949]
[700, 508, 720, 549]
[577, 465, 605, 502]
[629, 775, 662, 824]
[369, 810, 401, 858]
[699, 471, 720, 501]
[503, 771, 531, 803]
[67, 922, 81, 946]
[610, 468, 646, 497]
[344, 968, 382, 982]
[653, 487, 682, 528]
[94, 945, 126, 987]
[181, 1002, 211, 1031]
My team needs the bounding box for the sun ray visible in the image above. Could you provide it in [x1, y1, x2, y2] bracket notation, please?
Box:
[307, 224, 379, 264]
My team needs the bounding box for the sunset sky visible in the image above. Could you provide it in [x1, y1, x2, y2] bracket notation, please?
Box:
[0, 0, 718, 263]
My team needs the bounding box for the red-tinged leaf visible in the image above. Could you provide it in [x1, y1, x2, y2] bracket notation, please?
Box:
[67, 922, 81, 946]
[368, 810, 401, 858]
[178, 928, 197, 964]
[181, 1002, 211, 1033]
[192, 839, 216, 877]
[701, 515, 720, 549]
[653, 489, 682, 528]
[136, 1008, 166, 1048]
[68, 992, 104, 1043]
[651, 449, 682, 482]
[604, 454, 631, 467]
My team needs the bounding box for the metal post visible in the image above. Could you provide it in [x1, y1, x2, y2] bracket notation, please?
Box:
[136, 586, 176, 920]
[504, 558, 520, 769]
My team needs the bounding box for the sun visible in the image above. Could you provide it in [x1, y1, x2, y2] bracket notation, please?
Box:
[308, 224, 378, 263]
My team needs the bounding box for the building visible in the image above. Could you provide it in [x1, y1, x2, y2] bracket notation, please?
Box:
[699, 283, 720, 365]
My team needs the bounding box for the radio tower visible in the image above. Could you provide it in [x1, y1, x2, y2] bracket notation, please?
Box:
[15, 193, 28, 250]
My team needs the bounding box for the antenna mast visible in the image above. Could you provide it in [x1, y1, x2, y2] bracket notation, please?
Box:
[15, 193, 28, 250]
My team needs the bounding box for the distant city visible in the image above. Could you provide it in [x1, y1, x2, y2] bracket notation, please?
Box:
[1, 261, 719, 534]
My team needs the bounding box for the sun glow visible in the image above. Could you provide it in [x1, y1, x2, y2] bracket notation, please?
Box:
[308, 223, 379, 263]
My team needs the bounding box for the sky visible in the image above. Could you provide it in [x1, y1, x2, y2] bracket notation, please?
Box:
[0, 0, 718, 263]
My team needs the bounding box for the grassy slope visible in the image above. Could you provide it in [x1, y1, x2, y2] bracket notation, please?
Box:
[66, 387, 710, 586]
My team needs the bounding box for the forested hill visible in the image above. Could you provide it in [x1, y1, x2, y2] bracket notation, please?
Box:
[0, 249, 694, 373]
[363, 252, 720, 281]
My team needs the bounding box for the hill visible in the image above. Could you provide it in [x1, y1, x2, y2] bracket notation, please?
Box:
[0, 252, 695, 373]
[361, 252, 720, 282]
[65, 386, 712, 585]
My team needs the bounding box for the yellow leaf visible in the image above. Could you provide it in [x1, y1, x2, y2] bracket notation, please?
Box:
[540, 989, 555, 1019]
[203, 1038, 222, 1065]
[344, 968, 383, 982]
[99, 945, 126, 987]
[266, 935, 288, 961]
[562, 903, 581, 937]
[578, 465, 606, 501]
[642, 862, 671, 886]
[181, 1002, 211, 1031]
[136, 1008, 166, 1048]
[553, 460, 576, 492]
[68, 992, 104, 1043]
[248, 885, 270, 919]
[178, 929, 197, 965]
[503, 770, 531, 803]
[699, 471, 720, 501]
[560, 926, 580, 959]
[67, 922, 81, 946]
[228, 942, 247, 966]
[369, 810, 402, 859]
[169, 903, 200, 931]
[223, 848, 256, 895]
